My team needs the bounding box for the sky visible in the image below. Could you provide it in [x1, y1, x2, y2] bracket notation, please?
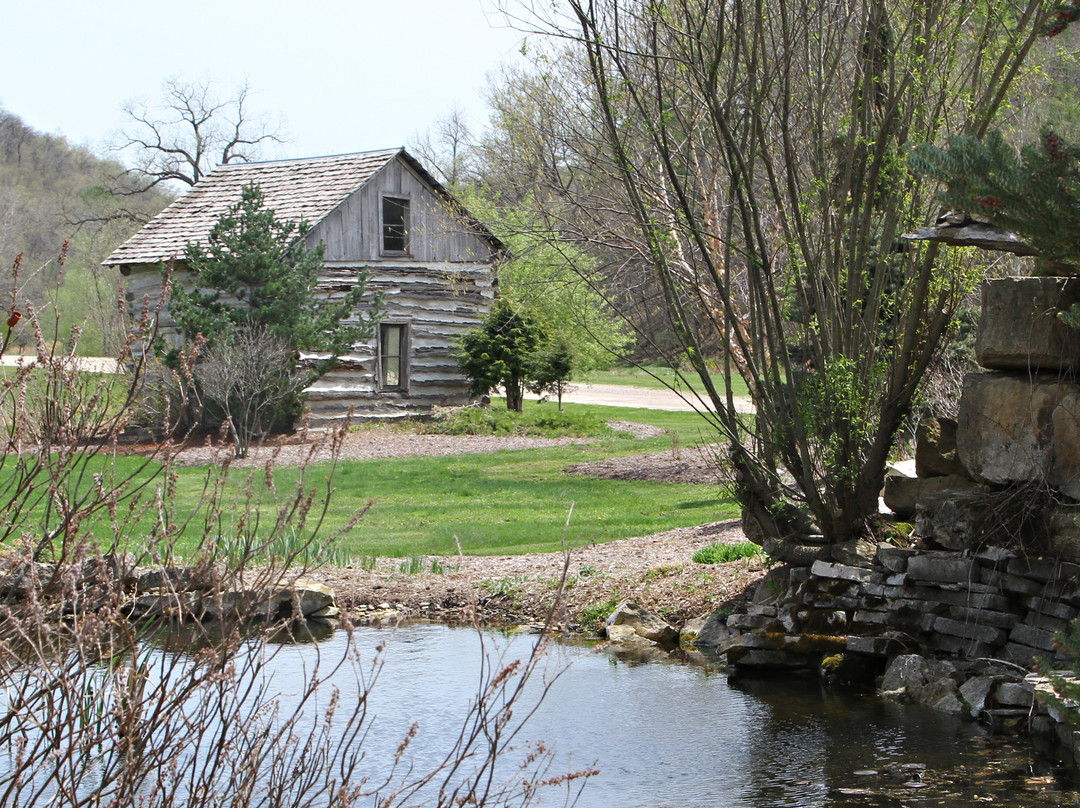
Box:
[1, 0, 529, 166]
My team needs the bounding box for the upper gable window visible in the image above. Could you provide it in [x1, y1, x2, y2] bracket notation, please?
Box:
[382, 196, 410, 254]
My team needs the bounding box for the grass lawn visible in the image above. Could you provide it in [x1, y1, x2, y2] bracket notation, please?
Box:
[20, 401, 736, 561]
[581, 362, 751, 399]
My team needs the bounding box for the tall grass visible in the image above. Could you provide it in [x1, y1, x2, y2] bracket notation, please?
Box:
[692, 541, 764, 564]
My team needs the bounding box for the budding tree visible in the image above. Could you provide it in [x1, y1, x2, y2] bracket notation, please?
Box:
[504, 0, 1051, 559]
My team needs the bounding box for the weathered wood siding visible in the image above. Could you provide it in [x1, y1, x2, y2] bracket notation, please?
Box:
[303, 259, 495, 423]
[307, 156, 495, 264]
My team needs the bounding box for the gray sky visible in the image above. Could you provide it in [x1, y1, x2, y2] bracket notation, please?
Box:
[1, 0, 527, 163]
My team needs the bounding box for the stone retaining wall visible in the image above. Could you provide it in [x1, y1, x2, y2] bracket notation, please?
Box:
[722, 543, 1080, 763]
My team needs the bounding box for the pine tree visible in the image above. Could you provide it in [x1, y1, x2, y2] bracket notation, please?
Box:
[456, 298, 548, 412]
[170, 183, 380, 357]
[911, 129, 1080, 270]
[167, 183, 382, 442]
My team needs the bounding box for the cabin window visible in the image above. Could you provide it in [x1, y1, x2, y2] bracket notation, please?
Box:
[381, 196, 410, 254]
[379, 323, 408, 390]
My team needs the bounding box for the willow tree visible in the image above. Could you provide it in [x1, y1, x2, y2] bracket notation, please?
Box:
[507, 0, 1052, 560]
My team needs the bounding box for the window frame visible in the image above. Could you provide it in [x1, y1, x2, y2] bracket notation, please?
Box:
[377, 322, 409, 391]
[380, 194, 411, 256]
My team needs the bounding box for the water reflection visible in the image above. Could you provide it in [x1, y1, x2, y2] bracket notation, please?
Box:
[3, 618, 1074, 807]
[317, 624, 1078, 808]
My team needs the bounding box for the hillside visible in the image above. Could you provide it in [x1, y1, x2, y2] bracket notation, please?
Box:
[0, 109, 170, 354]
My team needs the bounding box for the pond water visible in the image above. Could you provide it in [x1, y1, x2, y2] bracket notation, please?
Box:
[265, 623, 1080, 808]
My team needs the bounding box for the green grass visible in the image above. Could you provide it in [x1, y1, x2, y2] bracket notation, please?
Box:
[13, 399, 736, 561]
[582, 362, 751, 398]
[692, 540, 763, 564]
[316, 443, 735, 558]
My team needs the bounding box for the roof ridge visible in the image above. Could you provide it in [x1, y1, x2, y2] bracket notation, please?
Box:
[211, 148, 403, 172]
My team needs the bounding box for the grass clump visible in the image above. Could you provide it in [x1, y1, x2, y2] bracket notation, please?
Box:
[692, 541, 763, 564]
[578, 597, 620, 632]
[424, 404, 615, 438]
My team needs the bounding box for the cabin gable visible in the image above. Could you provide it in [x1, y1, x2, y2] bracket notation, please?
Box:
[307, 155, 496, 264]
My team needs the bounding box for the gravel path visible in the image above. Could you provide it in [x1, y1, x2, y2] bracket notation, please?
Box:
[172, 429, 594, 467]
[312, 519, 764, 630]
[526, 381, 755, 413]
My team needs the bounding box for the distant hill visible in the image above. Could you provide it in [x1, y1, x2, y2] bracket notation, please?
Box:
[0, 108, 171, 354]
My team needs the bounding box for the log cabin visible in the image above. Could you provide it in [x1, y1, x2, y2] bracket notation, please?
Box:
[103, 148, 504, 424]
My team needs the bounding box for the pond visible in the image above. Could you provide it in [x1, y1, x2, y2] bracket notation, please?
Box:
[264, 622, 1079, 807]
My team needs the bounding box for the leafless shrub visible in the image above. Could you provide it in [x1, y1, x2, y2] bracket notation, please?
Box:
[0, 248, 590, 807]
[196, 325, 308, 459]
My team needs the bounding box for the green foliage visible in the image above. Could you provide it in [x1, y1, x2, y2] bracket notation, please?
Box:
[424, 402, 616, 438]
[691, 541, 764, 565]
[911, 129, 1080, 269]
[0, 109, 170, 355]
[478, 577, 524, 601]
[456, 297, 547, 411]
[170, 183, 380, 359]
[526, 337, 575, 407]
[461, 190, 632, 371]
[1041, 617, 1080, 723]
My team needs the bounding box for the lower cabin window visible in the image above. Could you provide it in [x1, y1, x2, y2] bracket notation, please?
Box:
[379, 324, 408, 390]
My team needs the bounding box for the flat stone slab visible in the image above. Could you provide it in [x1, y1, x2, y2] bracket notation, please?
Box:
[810, 560, 882, 585]
[976, 276, 1080, 372]
[956, 372, 1080, 499]
[906, 554, 977, 584]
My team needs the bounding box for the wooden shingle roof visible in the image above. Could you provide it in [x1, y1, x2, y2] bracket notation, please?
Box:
[104, 149, 405, 266]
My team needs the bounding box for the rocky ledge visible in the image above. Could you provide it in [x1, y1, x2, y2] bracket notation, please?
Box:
[0, 552, 339, 623]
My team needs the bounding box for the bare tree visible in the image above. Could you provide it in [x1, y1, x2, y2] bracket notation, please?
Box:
[411, 105, 476, 187]
[113, 77, 286, 194]
[502, 0, 1052, 559]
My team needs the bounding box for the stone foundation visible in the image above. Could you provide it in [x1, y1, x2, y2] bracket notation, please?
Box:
[720, 545, 1080, 765]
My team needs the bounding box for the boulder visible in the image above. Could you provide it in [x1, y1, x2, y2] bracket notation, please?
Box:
[880, 654, 930, 695]
[959, 676, 995, 718]
[0, 562, 57, 599]
[915, 417, 967, 478]
[885, 474, 980, 520]
[956, 372, 1080, 499]
[605, 601, 678, 645]
[272, 578, 337, 617]
[975, 276, 1080, 372]
[877, 546, 915, 574]
[680, 614, 709, 645]
[880, 654, 958, 700]
[136, 565, 221, 594]
[915, 678, 965, 715]
[693, 611, 737, 650]
[914, 488, 993, 550]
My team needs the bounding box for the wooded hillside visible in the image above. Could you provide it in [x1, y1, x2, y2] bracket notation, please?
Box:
[0, 108, 169, 354]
